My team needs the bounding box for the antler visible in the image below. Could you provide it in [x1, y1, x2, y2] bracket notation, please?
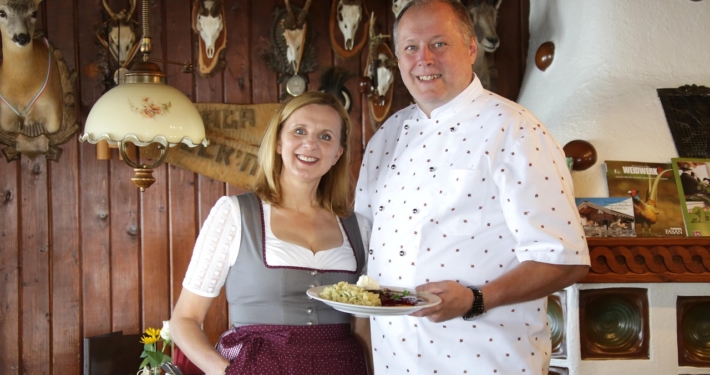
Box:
[284, 0, 294, 18]
[102, 0, 116, 19]
[212, 0, 223, 15]
[126, 0, 136, 21]
[297, 0, 312, 27]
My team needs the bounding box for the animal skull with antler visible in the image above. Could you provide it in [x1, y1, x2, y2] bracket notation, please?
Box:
[392, 0, 413, 18]
[281, 0, 312, 74]
[366, 14, 397, 102]
[196, 0, 223, 59]
[336, 0, 362, 51]
[101, 0, 139, 67]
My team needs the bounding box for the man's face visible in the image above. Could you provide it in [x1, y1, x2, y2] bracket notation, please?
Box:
[396, 3, 477, 116]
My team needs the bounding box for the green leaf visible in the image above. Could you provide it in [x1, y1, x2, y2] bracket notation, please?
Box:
[139, 358, 150, 369]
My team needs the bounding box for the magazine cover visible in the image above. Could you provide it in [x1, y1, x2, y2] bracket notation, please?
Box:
[575, 197, 636, 237]
[671, 158, 710, 236]
[605, 160, 686, 237]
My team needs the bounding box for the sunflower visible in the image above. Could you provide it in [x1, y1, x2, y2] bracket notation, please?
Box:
[140, 327, 161, 344]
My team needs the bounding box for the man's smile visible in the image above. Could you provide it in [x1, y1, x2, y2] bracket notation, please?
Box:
[417, 74, 442, 81]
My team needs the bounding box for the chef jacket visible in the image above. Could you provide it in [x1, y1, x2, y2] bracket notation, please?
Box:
[354, 76, 590, 375]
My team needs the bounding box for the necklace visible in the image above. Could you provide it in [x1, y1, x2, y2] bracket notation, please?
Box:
[0, 38, 52, 119]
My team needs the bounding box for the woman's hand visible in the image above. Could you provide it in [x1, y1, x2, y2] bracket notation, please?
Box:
[170, 290, 231, 375]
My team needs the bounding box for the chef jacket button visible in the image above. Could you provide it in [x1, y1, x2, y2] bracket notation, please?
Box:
[450, 127, 456, 132]
[306, 307, 314, 314]
[310, 270, 318, 276]
[309, 283, 317, 289]
[306, 321, 314, 326]
[412, 208, 419, 214]
[391, 164, 396, 170]
[399, 251, 405, 256]
[379, 206, 384, 211]
[429, 167, 435, 172]
[307, 296, 313, 301]
[369, 249, 373, 254]
[404, 124, 410, 130]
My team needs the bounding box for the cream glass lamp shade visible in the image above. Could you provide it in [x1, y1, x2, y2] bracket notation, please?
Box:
[81, 82, 207, 148]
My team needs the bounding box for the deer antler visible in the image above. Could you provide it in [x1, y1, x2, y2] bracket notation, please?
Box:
[297, 0, 312, 28]
[284, 0, 294, 19]
[212, 0, 223, 15]
[126, 0, 137, 21]
[102, 0, 116, 19]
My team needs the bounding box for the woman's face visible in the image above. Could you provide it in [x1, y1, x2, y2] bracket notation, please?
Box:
[277, 104, 344, 185]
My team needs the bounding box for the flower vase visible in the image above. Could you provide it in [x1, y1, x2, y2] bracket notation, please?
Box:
[151, 366, 162, 375]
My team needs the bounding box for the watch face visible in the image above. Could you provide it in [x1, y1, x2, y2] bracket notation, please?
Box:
[286, 75, 307, 96]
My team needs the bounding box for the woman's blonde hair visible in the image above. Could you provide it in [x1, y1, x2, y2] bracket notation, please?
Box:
[253, 91, 353, 217]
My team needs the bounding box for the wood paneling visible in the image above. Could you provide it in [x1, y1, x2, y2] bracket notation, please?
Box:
[0, 1, 529, 373]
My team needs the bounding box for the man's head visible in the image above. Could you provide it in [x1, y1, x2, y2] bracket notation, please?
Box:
[393, 0, 477, 116]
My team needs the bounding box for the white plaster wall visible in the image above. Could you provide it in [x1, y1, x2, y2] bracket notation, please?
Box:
[517, 0, 710, 198]
[552, 283, 710, 375]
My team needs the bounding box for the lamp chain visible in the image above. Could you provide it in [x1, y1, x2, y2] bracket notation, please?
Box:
[140, 0, 152, 61]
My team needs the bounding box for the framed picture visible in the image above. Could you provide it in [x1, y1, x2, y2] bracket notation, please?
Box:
[657, 85, 710, 158]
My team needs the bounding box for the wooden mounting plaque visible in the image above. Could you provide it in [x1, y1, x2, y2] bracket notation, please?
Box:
[164, 103, 281, 189]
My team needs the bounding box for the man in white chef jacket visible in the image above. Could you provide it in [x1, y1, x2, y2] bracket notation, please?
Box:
[354, 0, 590, 374]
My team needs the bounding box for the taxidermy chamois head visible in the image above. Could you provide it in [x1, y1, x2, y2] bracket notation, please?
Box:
[468, 0, 501, 53]
[467, 0, 501, 89]
[102, 0, 139, 67]
[196, 0, 223, 59]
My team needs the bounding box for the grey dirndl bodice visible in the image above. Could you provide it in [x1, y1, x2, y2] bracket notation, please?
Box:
[225, 192, 366, 327]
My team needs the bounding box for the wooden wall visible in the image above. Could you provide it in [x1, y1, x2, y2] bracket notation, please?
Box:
[0, 0, 528, 373]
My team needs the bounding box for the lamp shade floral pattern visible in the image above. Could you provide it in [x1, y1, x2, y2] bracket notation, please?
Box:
[129, 97, 172, 119]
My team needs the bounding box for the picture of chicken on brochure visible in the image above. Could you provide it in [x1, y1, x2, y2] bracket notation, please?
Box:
[671, 158, 710, 236]
[605, 161, 686, 237]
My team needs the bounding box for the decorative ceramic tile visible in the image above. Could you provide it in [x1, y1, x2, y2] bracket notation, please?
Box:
[548, 291, 567, 359]
[677, 296, 710, 367]
[579, 288, 649, 359]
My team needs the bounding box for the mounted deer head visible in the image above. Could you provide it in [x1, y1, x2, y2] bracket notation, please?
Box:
[468, 0, 501, 53]
[392, 0, 412, 18]
[196, 0, 223, 59]
[0, 0, 41, 47]
[281, 0, 312, 73]
[102, 0, 138, 66]
[336, 0, 362, 51]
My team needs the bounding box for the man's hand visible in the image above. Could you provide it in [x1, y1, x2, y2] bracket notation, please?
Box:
[409, 281, 473, 322]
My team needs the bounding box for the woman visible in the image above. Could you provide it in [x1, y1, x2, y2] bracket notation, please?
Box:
[170, 91, 371, 375]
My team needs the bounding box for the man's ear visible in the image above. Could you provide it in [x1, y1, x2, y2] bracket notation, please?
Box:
[469, 37, 478, 64]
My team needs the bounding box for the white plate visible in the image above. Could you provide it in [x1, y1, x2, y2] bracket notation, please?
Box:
[306, 285, 442, 316]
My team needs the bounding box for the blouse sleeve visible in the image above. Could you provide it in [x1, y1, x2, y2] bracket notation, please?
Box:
[182, 196, 242, 298]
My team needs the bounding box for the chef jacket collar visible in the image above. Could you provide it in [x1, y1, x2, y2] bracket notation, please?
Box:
[413, 75, 484, 121]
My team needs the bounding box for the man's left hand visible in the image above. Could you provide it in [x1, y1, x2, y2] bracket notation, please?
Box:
[409, 281, 473, 322]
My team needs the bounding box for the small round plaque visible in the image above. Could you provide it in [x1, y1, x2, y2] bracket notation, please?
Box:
[286, 74, 307, 96]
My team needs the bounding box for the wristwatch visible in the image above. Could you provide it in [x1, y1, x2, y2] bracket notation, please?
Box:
[462, 287, 485, 320]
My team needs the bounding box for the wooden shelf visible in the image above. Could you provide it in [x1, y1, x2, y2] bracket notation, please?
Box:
[581, 237, 710, 283]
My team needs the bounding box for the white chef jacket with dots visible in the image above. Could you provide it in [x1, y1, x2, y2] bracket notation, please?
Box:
[355, 77, 590, 375]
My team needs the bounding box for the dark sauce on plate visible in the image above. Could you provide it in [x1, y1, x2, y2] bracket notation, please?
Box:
[372, 289, 420, 306]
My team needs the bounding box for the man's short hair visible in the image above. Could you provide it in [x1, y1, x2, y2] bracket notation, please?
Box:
[393, 0, 475, 55]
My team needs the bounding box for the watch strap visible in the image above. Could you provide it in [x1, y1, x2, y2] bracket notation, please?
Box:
[463, 287, 484, 320]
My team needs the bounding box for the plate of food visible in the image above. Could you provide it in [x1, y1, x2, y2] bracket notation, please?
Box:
[306, 280, 442, 316]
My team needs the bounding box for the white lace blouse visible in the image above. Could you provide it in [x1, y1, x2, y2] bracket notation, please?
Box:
[182, 196, 372, 298]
